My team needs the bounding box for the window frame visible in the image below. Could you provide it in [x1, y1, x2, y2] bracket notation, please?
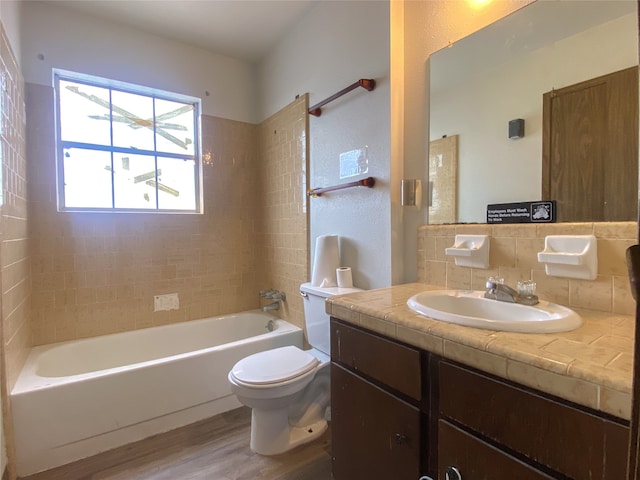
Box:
[54, 69, 203, 214]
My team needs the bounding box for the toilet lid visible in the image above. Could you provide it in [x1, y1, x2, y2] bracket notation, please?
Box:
[231, 346, 319, 385]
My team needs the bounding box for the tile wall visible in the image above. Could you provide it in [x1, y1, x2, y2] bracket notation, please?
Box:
[27, 84, 265, 345]
[417, 222, 637, 315]
[1, 23, 29, 478]
[256, 95, 309, 329]
[26, 85, 311, 348]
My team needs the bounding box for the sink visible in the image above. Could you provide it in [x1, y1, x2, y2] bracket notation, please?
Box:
[406, 290, 582, 333]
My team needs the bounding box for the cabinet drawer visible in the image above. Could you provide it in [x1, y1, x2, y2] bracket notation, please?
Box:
[439, 361, 628, 480]
[330, 319, 421, 400]
[439, 420, 555, 480]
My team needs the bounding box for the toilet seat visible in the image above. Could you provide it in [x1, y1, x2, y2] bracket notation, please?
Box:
[230, 346, 319, 386]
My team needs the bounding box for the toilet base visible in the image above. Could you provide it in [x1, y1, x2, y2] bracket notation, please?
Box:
[249, 406, 328, 455]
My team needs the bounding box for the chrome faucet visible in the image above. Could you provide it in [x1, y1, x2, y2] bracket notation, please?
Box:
[484, 278, 539, 306]
[268, 291, 286, 301]
[260, 289, 286, 301]
[260, 289, 286, 312]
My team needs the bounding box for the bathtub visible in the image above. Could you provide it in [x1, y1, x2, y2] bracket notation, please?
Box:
[11, 310, 303, 477]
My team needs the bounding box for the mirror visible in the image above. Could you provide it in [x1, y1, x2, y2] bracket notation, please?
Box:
[428, 0, 638, 224]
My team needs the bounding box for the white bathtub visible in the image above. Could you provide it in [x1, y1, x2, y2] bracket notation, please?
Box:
[11, 310, 303, 477]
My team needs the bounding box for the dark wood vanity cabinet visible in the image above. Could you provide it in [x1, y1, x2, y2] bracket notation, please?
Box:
[438, 361, 629, 480]
[331, 364, 423, 479]
[438, 420, 556, 480]
[330, 318, 630, 480]
[330, 318, 429, 479]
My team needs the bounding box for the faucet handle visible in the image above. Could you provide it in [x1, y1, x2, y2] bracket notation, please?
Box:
[269, 291, 286, 301]
[486, 276, 504, 290]
[517, 280, 537, 296]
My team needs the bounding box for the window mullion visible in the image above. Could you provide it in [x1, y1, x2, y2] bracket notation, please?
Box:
[109, 88, 115, 208]
[59, 141, 193, 161]
[153, 97, 159, 209]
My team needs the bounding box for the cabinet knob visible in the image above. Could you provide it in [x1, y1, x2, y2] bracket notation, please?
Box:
[445, 466, 462, 480]
[393, 433, 407, 444]
[419, 477, 434, 480]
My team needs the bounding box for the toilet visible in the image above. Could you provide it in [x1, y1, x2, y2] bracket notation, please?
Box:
[228, 282, 362, 455]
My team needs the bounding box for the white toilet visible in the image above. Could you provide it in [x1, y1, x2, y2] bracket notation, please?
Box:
[228, 282, 362, 455]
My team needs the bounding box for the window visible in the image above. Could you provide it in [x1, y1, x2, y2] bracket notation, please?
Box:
[55, 70, 202, 213]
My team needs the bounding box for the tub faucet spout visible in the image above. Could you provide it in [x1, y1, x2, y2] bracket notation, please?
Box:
[262, 302, 280, 312]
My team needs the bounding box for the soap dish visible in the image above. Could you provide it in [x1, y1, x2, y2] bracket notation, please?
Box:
[537, 235, 597, 280]
[445, 234, 490, 269]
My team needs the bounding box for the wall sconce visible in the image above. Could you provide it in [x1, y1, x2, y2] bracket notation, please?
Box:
[508, 118, 525, 139]
[401, 179, 422, 208]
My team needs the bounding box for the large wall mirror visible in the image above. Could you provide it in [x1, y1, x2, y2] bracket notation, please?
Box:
[428, 0, 638, 224]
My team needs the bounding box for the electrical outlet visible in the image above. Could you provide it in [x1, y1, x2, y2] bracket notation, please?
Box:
[154, 293, 179, 312]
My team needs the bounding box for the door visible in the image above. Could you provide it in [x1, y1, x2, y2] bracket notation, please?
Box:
[627, 245, 640, 479]
[542, 67, 638, 222]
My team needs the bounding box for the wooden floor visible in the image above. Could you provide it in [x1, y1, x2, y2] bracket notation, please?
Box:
[21, 407, 333, 480]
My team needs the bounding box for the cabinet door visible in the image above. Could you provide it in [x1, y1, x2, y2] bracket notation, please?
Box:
[331, 363, 422, 480]
[438, 420, 555, 480]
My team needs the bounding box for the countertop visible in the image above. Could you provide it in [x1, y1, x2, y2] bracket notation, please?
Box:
[326, 283, 634, 421]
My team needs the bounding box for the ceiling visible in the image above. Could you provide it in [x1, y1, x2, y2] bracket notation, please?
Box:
[47, 0, 318, 63]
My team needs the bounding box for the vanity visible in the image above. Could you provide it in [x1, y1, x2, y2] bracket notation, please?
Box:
[328, 284, 632, 480]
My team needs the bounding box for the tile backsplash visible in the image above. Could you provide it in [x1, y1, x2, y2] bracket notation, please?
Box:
[417, 222, 636, 315]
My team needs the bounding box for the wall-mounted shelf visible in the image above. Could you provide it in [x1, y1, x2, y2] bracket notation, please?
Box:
[308, 79, 376, 117]
[308, 177, 375, 197]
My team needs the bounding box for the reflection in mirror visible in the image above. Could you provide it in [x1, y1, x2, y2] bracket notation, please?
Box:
[428, 0, 638, 224]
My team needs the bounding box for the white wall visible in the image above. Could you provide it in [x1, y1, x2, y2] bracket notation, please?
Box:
[258, 1, 391, 289]
[20, 1, 258, 123]
[1, 0, 21, 63]
[430, 12, 637, 222]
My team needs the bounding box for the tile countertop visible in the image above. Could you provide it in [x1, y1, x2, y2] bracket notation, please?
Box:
[326, 283, 635, 421]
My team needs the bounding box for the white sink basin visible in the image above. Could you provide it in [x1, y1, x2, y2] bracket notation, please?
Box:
[407, 290, 582, 333]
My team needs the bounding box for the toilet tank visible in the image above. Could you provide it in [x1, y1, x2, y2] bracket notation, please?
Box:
[300, 282, 363, 355]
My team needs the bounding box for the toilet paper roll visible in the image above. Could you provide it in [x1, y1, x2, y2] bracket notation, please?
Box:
[336, 267, 353, 288]
[311, 235, 340, 287]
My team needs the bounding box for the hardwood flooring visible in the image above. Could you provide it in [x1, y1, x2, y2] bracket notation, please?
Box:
[21, 407, 333, 480]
